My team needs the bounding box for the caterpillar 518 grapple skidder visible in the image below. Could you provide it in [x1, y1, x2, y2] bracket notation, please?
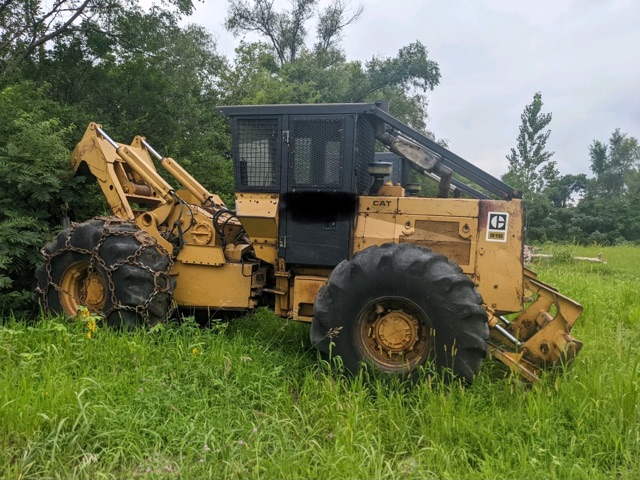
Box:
[37, 103, 583, 383]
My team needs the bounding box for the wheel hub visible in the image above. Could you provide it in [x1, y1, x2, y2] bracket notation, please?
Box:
[60, 261, 107, 315]
[373, 309, 419, 353]
[82, 273, 106, 309]
[355, 297, 431, 373]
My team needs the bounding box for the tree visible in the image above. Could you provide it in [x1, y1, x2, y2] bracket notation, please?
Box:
[223, 0, 442, 129]
[0, 0, 195, 76]
[18, 8, 234, 197]
[566, 128, 640, 244]
[502, 92, 558, 194]
[0, 0, 446, 312]
[223, 1, 443, 134]
[225, 0, 363, 66]
[0, 82, 99, 311]
[0, 7, 233, 311]
[314, 0, 364, 58]
[545, 173, 588, 208]
[501, 93, 560, 242]
[588, 128, 640, 198]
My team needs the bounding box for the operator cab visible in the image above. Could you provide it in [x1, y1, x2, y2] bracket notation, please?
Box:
[218, 104, 383, 267]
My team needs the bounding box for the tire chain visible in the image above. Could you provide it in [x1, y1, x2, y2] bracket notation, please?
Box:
[37, 216, 175, 324]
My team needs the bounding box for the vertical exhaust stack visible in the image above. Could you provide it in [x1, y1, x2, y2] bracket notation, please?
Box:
[367, 162, 393, 195]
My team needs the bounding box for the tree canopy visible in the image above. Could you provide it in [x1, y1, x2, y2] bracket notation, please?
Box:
[223, 0, 440, 130]
[0, 0, 196, 76]
[501, 93, 639, 244]
[502, 92, 557, 195]
[589, 128, 640, 199]
[0, 0, 447, 310]
[0, 0, 638, 312]
[225, 0, 363, 65]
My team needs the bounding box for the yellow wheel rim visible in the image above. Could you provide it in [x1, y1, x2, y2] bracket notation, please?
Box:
[59, 261, 106, 315]
[356, 297, 431, 373]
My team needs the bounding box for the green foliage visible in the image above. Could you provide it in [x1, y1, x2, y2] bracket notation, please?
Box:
[502, 94, 639, 245]
[503, 92, 558, 195]
[0, 0, 196, 76]
[569, 129, 640, 242]
[225, 0, 363, 65]
[2, 247, 640, 478]
[5, 0, 639, 313]
[223, 1, 440, 131]
[0, 0, 448, 313]
[81, 13, 234, 201]
[359, 41, 440, 100]
[220, 39, 440, 131]
[0, 82, 101, 311]
[589, 128, 640, 199]
[30, 11, 229, 160]
[545, 173, 588, 209]
[220, 41, 318, 105]
[537, 129, 640, 246]
[501, 93, 561, 243]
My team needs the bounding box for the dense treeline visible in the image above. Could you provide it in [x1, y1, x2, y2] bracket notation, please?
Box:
[0, 0, 442, 310]
[0, 1, 638, 311]
[502, 93, 640, 245]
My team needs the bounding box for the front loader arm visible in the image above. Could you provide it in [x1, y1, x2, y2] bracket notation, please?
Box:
[69, 123, 248, 260]
[132, 136, 226, 209]
[71, 123, 230, 216]
[70, 123, 175, 220]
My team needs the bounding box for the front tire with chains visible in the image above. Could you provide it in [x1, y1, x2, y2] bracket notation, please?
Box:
[36, 217, 175, 328]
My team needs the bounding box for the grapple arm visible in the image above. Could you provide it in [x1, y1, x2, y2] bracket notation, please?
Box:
[487, 269, 584, 382]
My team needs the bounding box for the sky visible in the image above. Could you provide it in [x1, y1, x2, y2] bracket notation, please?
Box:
[184, 0, 640, 178]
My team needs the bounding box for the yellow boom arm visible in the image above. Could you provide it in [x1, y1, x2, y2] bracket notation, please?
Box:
[70, 123, 226, 220]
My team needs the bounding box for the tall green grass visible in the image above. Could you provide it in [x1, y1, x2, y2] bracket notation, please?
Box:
[1, 246, 639, 479]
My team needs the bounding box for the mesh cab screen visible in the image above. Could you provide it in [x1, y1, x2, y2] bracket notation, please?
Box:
[236, 119, 279, 189]
[355, 117, 375, 194]
[290, 117, 344, 189]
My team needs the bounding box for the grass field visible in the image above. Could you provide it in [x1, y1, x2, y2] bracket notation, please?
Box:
[1, 245, 639, 479]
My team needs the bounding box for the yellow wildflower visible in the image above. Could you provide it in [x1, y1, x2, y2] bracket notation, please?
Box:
[192, 347, 200, 357]
[87, 331, 92, 339]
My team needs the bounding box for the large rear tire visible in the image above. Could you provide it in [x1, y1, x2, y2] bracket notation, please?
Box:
[36, 217, 175, 328]
[310, 243, 489, 383]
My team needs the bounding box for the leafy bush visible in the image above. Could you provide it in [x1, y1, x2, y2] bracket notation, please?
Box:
[0, 83, 100, 312]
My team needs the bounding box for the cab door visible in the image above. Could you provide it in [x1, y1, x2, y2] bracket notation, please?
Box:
[279, 115, 355, 267]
